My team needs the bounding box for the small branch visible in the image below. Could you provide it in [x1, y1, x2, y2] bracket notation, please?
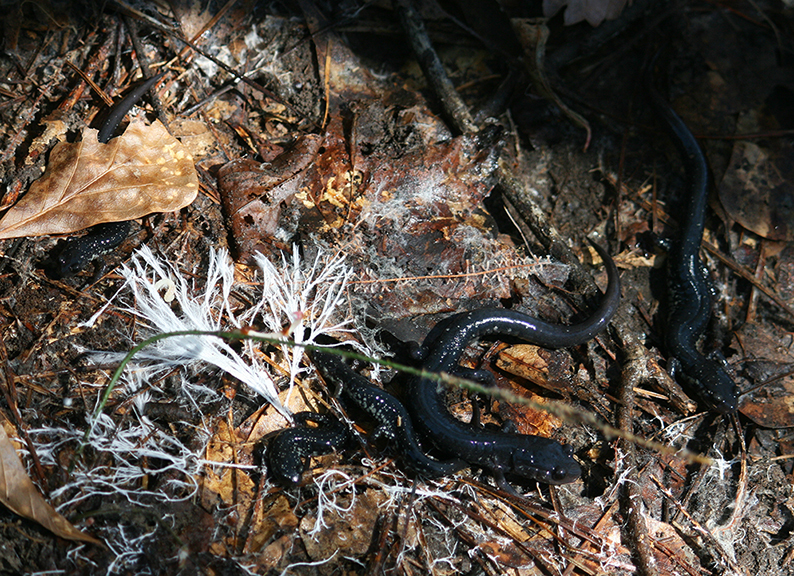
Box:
[619, 341, 659, 576]
[393, 0, 476, 134]
[77, 327, 714, 470]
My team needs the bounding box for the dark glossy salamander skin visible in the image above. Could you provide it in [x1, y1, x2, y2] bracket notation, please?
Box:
[267, 412, 350, 486]
[96, 73, 164, 143]
[54, 73, 164, 278]
[309, 346, 466, 478]
[408, 242, 621, 486]
[55, 221, 131, 278]
[646, 69, 738, 414]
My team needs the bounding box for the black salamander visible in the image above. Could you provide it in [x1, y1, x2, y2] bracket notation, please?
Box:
[408, 241, 621, 488]
[267, 412, 350, 486]
[645, 66, 738, 414]
[54, 73, 164, 278]
[309, 345, 466, 478]
[55, 221, 132, 278]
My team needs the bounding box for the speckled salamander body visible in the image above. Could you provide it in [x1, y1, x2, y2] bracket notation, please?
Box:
[54, 221, 132, 278]
[645, 69, 738, 414]
[267, 412, 350, 486]
[408, 242, 621, 486]
[54, 73, 164, 278]
[309, 346, 466, 478]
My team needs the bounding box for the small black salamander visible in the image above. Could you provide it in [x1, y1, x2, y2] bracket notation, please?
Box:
[309, 345, 466, 478]
[408, 241, 620, 488]
[267, 412, 350, 486]
[54, 73, 164, 278]
[645, 66, 738, 414]
[55, 221, 131, 278]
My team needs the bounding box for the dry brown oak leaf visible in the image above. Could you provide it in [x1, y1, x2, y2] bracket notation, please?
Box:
[0, 119, 198, 239]
[0, 424, 102, 546]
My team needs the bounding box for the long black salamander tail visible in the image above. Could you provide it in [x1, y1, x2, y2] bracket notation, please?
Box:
[645, 54, 738, 413]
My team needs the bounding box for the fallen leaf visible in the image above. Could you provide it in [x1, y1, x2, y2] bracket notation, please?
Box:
[735, 322, 794, 427]
[217, 135, 322, 258]
[543, 0, 629, 26]
[496, 343, 552, 385]
[299, 490, 388, 563]
[245, 495, 296, 554]
[644, 516, 700, 573]
[0, 119, 199, 239]
[220, 109, 508, 315]
[718, 140, 794, 241]
[0, 424, 102, 545]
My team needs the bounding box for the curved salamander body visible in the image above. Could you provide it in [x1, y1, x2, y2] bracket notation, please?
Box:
[54, 73, 164, 278]
[408, 242, 621, 486]
[55, 221, 131, 278]
[309, 346, 466, 478]
[96, 72, 165, 143]
[267, 412, 350, 486]
[645, 69, 738, 414]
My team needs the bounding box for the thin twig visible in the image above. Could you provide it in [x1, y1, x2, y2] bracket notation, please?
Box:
[76, 328, 714, 470]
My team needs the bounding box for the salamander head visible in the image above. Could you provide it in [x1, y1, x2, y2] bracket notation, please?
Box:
[50, 221, 131, 279]
[267, 433, 305, 487]
[270, 464, 302, 487]
[511, 440, 581, 485]
[55, 246, 90, 279]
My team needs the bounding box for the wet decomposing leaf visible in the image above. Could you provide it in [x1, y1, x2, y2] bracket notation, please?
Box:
[213, 27, 517, 317]
[718, 140, 794, 241]
[219, 102, 514, 317]
[497, 344, 553, 387]
[497, 344, 578, 396]
[0, 424, 101, 546]
[736, 322, 794, 427]
[200, 418, 256, 532]
[644, 517, 700, 573]
[217, 135, 322, 257]
[246, 494, 297, 555]
[0, 120, 198, 239]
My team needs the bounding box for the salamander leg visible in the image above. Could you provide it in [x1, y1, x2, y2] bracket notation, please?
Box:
[667, 356, 682, 380]
[707, 348, 729, 366]
[449, 367, 495, 428]
[371, 423, 397, 443]
[493, 469, 521, 496]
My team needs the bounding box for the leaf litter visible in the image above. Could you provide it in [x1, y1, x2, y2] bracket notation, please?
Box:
[0, 423, 102, 546]
[0, 3, 791, 575]
[0, 120, 198, 239]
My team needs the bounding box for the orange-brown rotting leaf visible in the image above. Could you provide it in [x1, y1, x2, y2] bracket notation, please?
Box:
[217, 103, 509, 315]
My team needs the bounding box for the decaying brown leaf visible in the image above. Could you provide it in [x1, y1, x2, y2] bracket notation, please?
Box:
[218, 135, 322, 258]
[718, 140, 794, 241]
[0, 120, 198, 239]
[0, 424, 102, 545]
[543, 0, 629, 26]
